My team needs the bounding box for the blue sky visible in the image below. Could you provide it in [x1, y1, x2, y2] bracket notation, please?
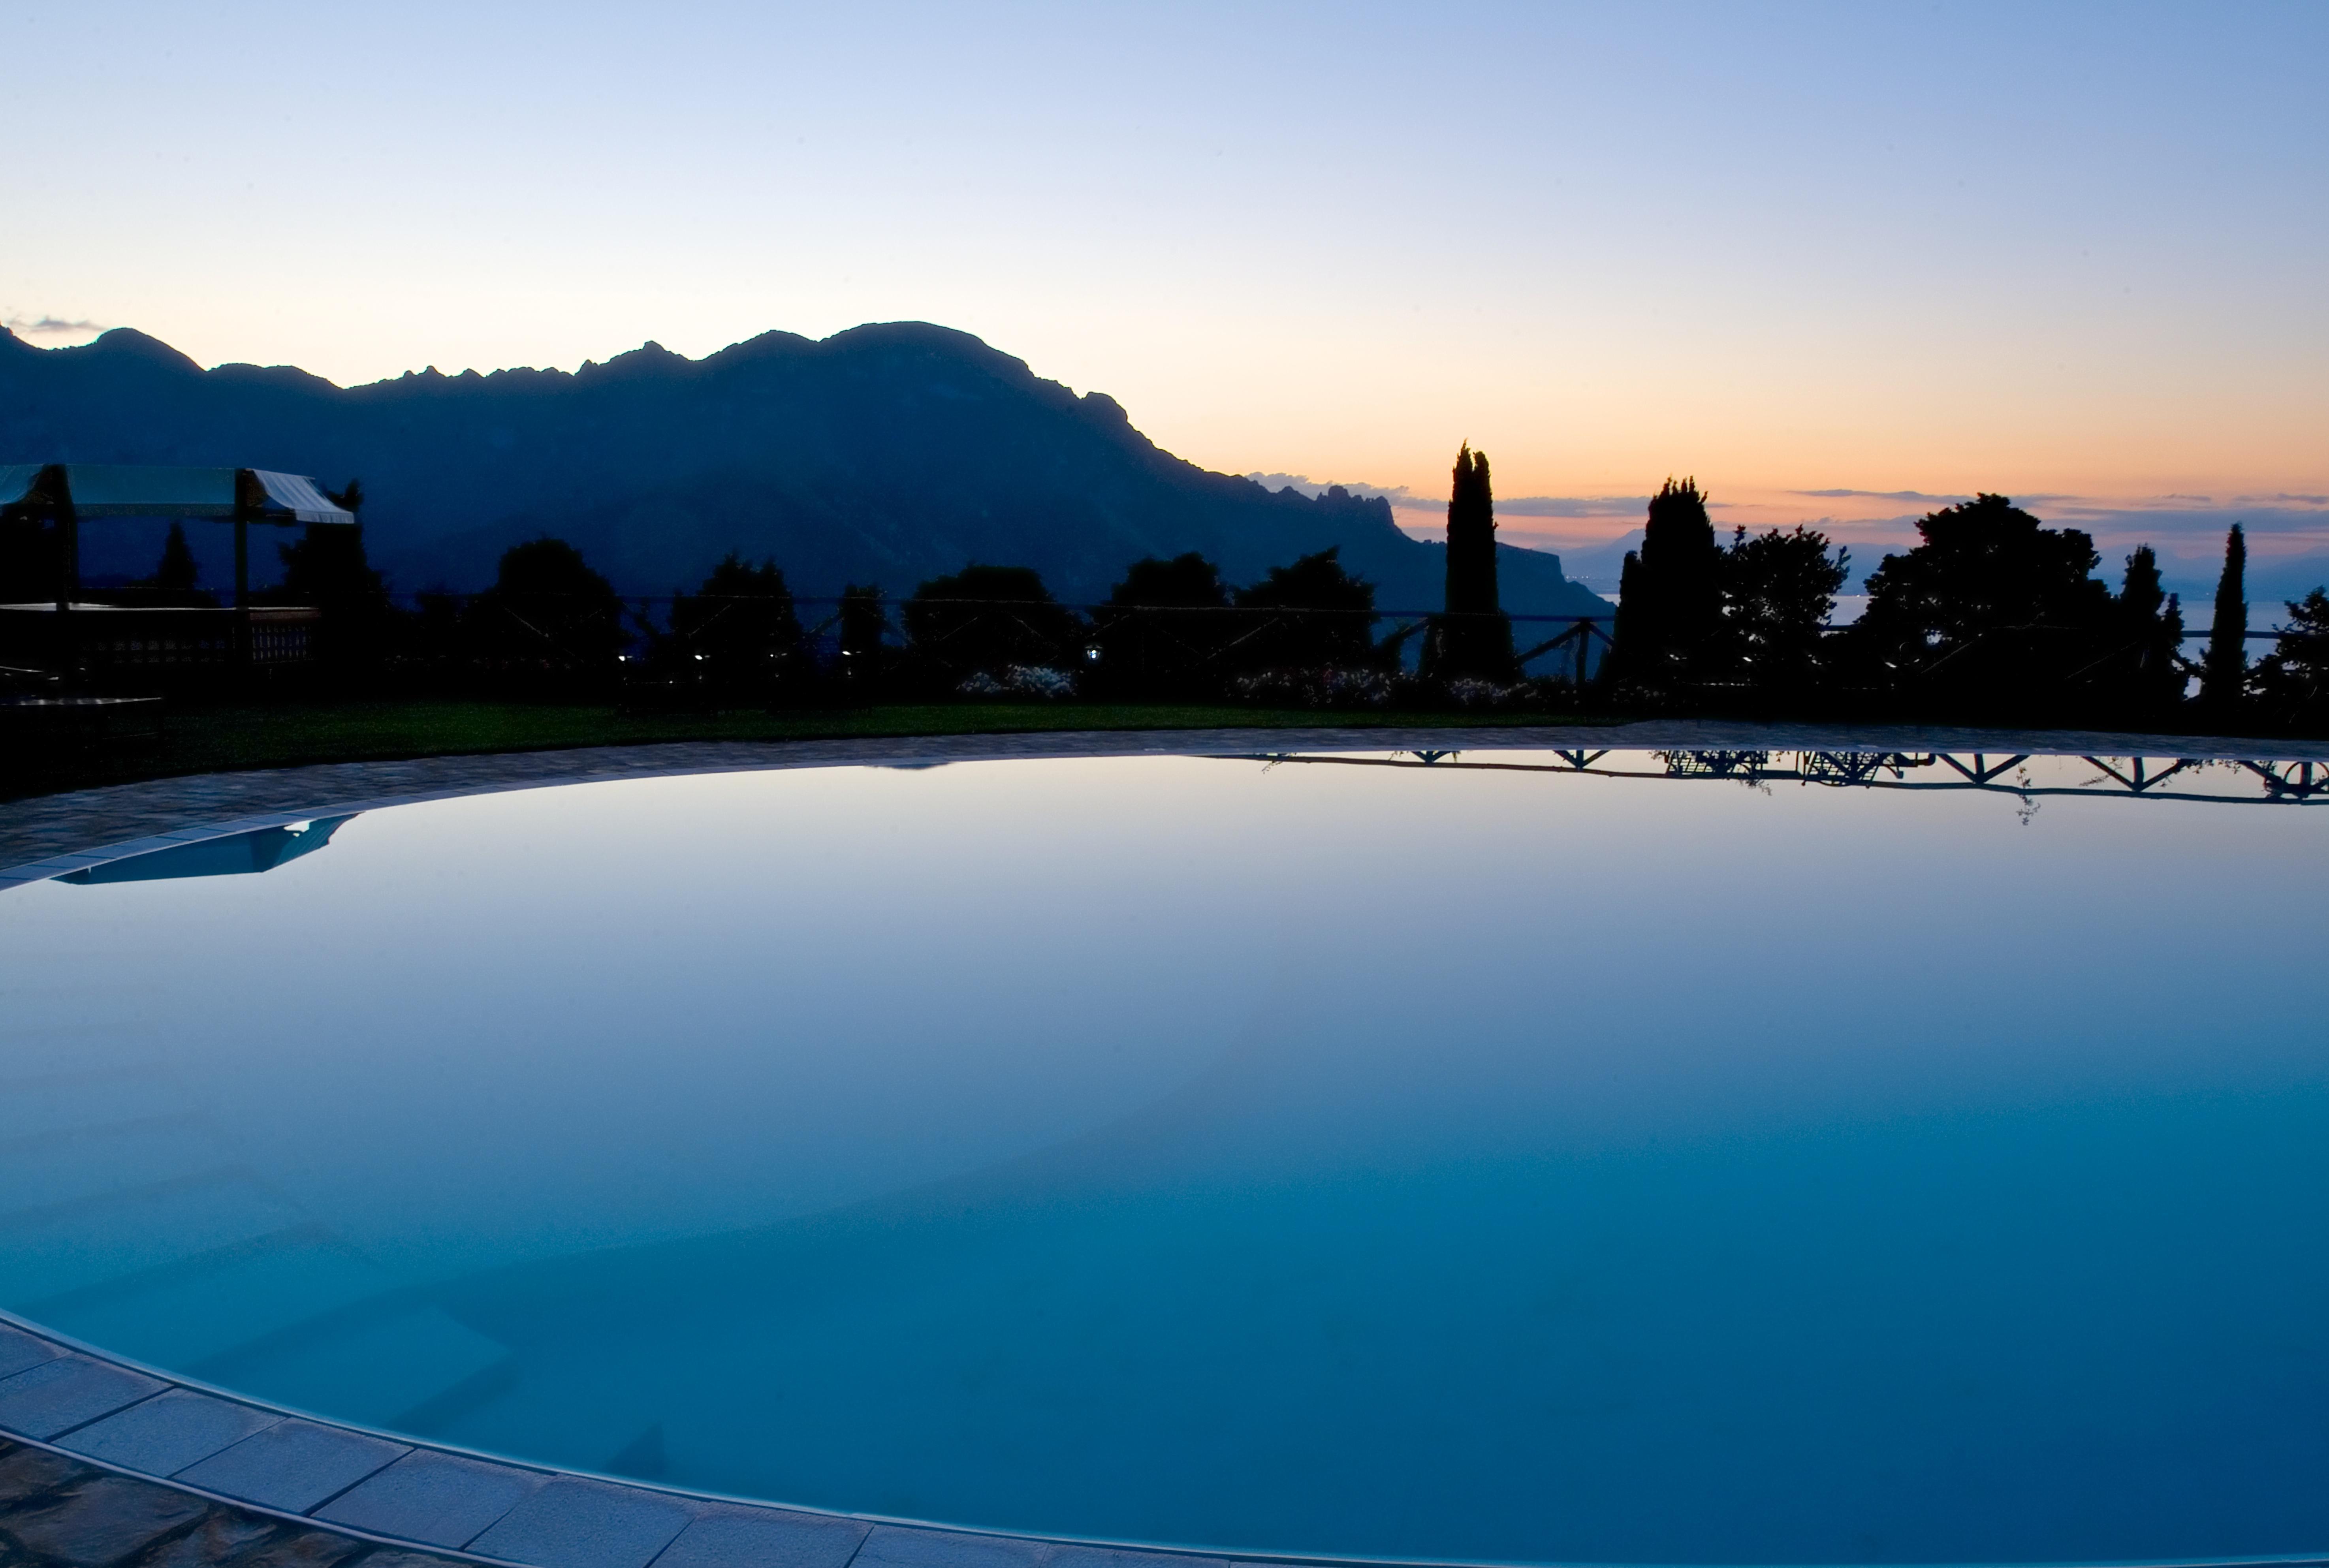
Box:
[6, 0, 2324, 594]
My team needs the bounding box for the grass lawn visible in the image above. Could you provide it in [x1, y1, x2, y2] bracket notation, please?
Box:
[1, 697, 1599, 803]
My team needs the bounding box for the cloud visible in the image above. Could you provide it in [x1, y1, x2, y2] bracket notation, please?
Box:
[1250, 473, 1649, 520]
[1492, 495, 1653, 518]
[1791, 488, 1970, 503]
[4, 314, 106, 337]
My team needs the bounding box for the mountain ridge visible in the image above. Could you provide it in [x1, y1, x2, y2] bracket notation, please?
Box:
[0, 321, 1606, 620]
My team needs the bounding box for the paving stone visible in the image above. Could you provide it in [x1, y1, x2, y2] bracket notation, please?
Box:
[0, 1323, 64, 1381]
[853, 1526, 1053, 1568]
[2, 1471, 209, 1564]
[0, 1355, 171, 1440]
[653, 1505, 870, 1568]
[128, 1507, 280, 1568]
[61, 1389, 284, 1478]
[0, 1441, 94, 1504]
[360, 1553, 485, 1568]
[1047, 1551, 1222, 1568]
[315, 1448, 543, 1549]
[464, 1475, 694, 1568]
[216, 1524, 375, 1568]
[174, 1419, 408, 1513]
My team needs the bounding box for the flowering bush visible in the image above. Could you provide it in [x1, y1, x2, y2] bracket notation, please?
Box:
[1228, 666, 1396, 709]
[957, 665, 1079, 700]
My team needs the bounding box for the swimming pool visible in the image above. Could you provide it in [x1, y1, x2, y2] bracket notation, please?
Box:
[4, 748, 2325, 1564]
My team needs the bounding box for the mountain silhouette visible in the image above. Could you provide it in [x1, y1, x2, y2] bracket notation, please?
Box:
[0, 322, 1606, 618]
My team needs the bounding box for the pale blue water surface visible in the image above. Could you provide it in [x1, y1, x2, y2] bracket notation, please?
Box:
[3, 752, 2325, 1563]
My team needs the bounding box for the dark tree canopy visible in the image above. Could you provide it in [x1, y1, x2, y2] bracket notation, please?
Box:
[1432, 443, 1514, 680]
[273, 521, 391, 663]
[1849, 494, 2114, 714]
[1710, 525, 1848, 695]
[905, 563, 1082, 674]
[1232, 546, 1379, 669]
[1093, 553, 1232, 698]
[472, 537, 628, 666]
[137, 521, 214, 606]
[670, 552, 801, 684]
[1610, 478, 1721, 691]
[2202, 523, 2248, 709]
[2111, 544, 2186, 717]
[837, 583, 888, 666]
[1859, 494, 2108, 643]
[2251, 587, 2329, 728]
[1108, 553, 1230, 608]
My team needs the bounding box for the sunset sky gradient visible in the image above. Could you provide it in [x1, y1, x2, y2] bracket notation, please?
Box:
[8, 0, 2324, 594]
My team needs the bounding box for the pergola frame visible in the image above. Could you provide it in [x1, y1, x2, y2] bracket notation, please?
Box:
[0, 463, 357, 611]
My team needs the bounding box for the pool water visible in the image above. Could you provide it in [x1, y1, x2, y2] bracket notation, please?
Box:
[4, 752, 2326, 1564]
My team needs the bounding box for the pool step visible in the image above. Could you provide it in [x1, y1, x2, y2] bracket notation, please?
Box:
[0, 1060, 515, 1442]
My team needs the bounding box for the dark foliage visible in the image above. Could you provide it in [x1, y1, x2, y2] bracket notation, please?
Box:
[1429, 444, 1513, 681]
[1230, 547, 1380, 671]
[466, 538, 629, 674]
[117, 522, 220, 608]
[151, 523, 202, 593]
[1091, 553, 1234, 697]
[1709, 525, 1848, 698]
[271, 523, 391, 664]
[2201, 524, 2248, 712]
[903, 564, 1083, 679]
[667, 553, 803, 692]
[2250, 587, 2329, 729]
[1609, 478, 1721, 695]
[1847, 494, 2113, 718]
[2102, 545, 2187, 720]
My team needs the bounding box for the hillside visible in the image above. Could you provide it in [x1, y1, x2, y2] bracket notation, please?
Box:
[0, 323, 1604, 619]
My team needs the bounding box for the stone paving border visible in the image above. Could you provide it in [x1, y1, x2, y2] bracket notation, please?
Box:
[8, 719, 2327, 891]
[10, 722, 2329, 1568]
[0, 1314, 1447, 1568]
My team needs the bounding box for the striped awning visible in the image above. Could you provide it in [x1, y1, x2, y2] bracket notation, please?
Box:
[0, 464, 355, 525]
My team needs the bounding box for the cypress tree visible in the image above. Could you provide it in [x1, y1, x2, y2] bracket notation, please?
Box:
[2115, 545, 2186, 716]
[1435, 444, 1511, 679]
[1608, 478, 1719, 690]
[151, 523, 200, 593]
[2202, 523, 2247, 709]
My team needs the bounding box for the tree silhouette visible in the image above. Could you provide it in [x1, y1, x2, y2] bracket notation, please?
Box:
[1094, 553, 1232, 696]
[837, 583, 888, 681]
[2110, 544, 2186, 717]
[1109, 553, 1229, 609]
[275, 520, 391, 664]
[670, 553, 801, 690]
[1849, 494, 2112, 717]
[1609, 478, 1721, 694]
[2201, 523, 2248, 711]
[2251, 586, 2329, 730]
[1231, 546, 1378, 670]
[1430, 444, 1513, 681]
[471, 537, 628, 670]
[905, 564, 1082, 676]
[1710, 525, 1848, 697]
[136, 521, 214, 606]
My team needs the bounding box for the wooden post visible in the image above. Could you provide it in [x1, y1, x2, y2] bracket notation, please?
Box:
[233, 515, 252, 668]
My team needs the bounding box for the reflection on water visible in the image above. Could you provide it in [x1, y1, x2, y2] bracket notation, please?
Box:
[2, 752, 2325, 1564]
[58, 816, 357, 885]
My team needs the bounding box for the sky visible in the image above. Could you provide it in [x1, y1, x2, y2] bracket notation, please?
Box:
[7, 0, 2325, 596]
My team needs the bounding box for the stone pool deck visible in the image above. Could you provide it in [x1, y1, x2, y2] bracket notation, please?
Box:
[7, 719, 2325, 890]
[0, 1316, 1249, 1568]
[8, 720, 2329, 1568]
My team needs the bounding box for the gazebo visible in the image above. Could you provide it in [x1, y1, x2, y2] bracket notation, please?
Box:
[0, 463, 356, 679]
